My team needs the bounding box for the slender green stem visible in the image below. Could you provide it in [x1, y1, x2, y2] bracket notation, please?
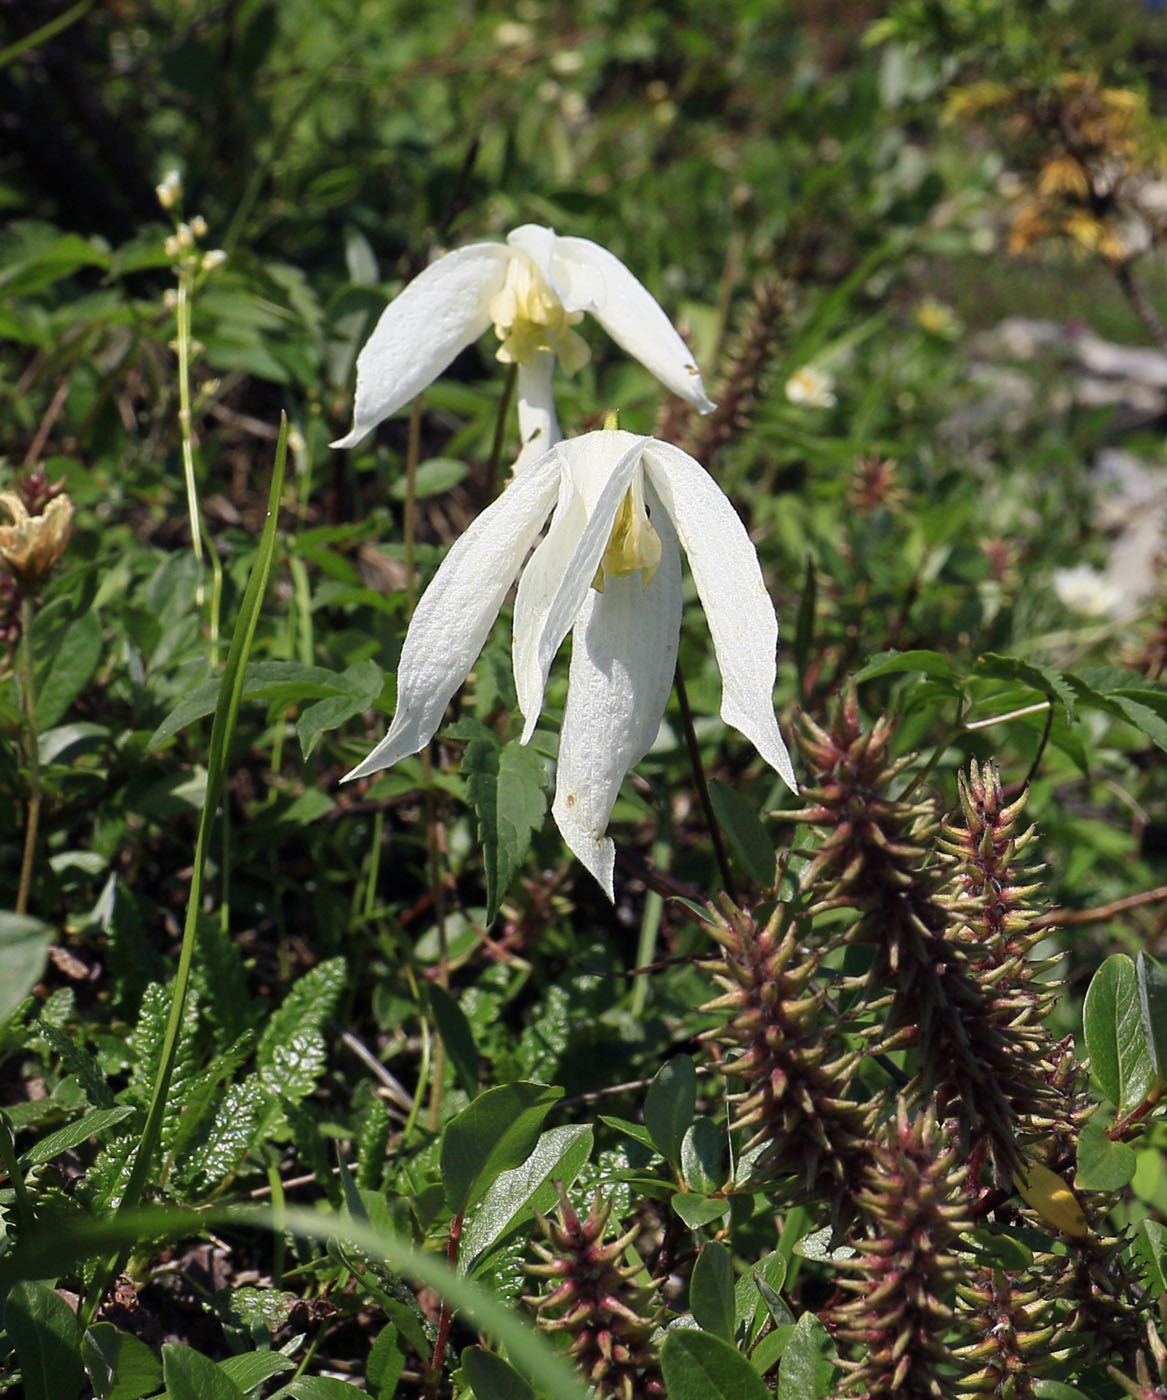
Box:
[484, 362, 518, 501]
[0, 0, 94, 70]
[631, 832, 669, 1020]
[16, 597, 40, 917]
[673, 662, 736, 900]
[0, 1111, 35, 1235]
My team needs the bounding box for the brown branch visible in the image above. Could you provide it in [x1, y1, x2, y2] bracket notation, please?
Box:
[1032, 883, 1167, 929]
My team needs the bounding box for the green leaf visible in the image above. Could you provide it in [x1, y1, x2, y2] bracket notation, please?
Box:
[296, 658, 384, 759]
[644, 1054, 696, 1168]
[218, 1351, 295, 1391]
[366, 1323, 405, 1400]
[1083, 954, 1156, 1113]
[388, 457, 469, 500]
[161, 1344, 248, 1400]
[83, 1321, 164, 1400]
[439, 1081, 563, 1215]
[257, 957, 346, 1067]
[428, 984, 479, 1098]
[461, 1124, 593, 1274]
[6, 1280, 85, 1400]
[670, 1192, 730, 1230]
[37, 608, 103, 730]
[1074, 1115, 1137, 1191]
[460, 1347, 535, 1400]
[661, 1329, 771, 1400]
[976, 653, 1077, 720]
[854, 649, 958, 684]
[681, 1118, 728, 1194]
[21, 1105, 136, 1166]
[778, 1312, 836, 1400]
[1137, 952, 1167, 1087]
[707, 781, 776, 888]
[1135, 1218, 1167, 1295]
[273, 1377, 368, 1399]
[690, 1241, 735, 1341]
[793, 553, 816, 686]
[734, 1252, 788, 1341]
[0, 911, 53, 1024]
[451, 721, 547, 925]
[1033, 1384, 1093, 1400]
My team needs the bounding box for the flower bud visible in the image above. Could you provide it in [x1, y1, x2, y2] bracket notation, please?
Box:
[0, 492, 74, 590]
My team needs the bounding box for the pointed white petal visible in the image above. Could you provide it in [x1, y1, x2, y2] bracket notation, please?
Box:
[518, 433, 649, 739]
[343, 455, 560, 780]
[513, 351, 563, 471]
[331, 243, 510, 449]
[505, 223, 558, 283]
[643, 441, 798, 792]
[552, 505, 682, 898]
[549, 236, 715, 413]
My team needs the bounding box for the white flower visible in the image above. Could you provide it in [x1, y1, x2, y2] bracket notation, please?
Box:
[344, 429, 797, 897]
[784, 365, 836, 408]
[331, 224, 715, 467]
[1052, 563, 1124, 618]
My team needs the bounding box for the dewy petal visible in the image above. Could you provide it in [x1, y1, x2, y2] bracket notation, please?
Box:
[331, 243, 510, 449]
[343, 453, 560, 780]
[519, 433, 649, 738]
[643, 441, 798, 792]
[552, 496, 682, 898]
[513, 351, 563, 472]
[549, 236, 716, 414]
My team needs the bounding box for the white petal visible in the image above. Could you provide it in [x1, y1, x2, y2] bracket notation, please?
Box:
[513, 351, 563, 472]
[505, 223, 558, 283]
[643, 441, 797, 792]
[549, 236, 715, 414]
[552, 500, 682, 898]
[344, 454, 560, 780]
[331, 243, 510, 449]
[518, 433, 649, 740]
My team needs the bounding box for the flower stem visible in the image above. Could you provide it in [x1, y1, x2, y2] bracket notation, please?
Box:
[16, 597, 40, 917]
[673, 662, 736, 899]
[484, 362, 518, 502]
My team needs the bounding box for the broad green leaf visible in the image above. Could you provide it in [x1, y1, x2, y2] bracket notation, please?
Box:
[1134, 1218, 1167, 1294]
[1033, 1384, 1093, 1400]
[451, 720, 547, 924]
[461, 1124, 593, 1274]
[644, 1054, 696, 1167]
[707, 781, 776, 887]
[596, 1115, 657, 1153]
[965, 1228, 1033, 1271]
[671, 1192, 730, 1230]
[681, 1117, 728, 1194]
[976, 653, 1077, 721]
[297, 658, 385, 758]
[366, 1323, 405, 1399]
[6, 1280, 85, 1400]
[854, 649, 958, 684]
[460, 1347, 535, 1400]
[440, 1081, 563, 1215]
[37, 608, 103, 730]
[1137, 952, 1167, 1086]
[21, 1105, 136, 1165]
[429, 984, 479, 1098]
[690, 1241, 735, 1341]
[1083, 953, 1155, 1113]
[275, 1379, 371, 1400]
[162, 1343, 247, 1399]
[218, 1351, 295, 1390]
[388, 457, 469, 500]
[1074, 1115, 1137, 1191]
[734, 1252, 788, 1340]
[83, 1321, 163, 1400]
[0, 911, 53, 1024]
[778, 1312, 836, 1400]
[661, 1328, 770, 1400]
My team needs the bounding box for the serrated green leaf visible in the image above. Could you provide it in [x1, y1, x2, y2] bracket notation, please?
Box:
[161, 1344, 248, 1400]
[257, 1029, 327, 1102]
[21, 1106, 136, 1166]
[1075, 1115, 1137, 1191]
[0, 912, 53, 1025]
[453, 721, 548, 924]
[428, 984, 479, 1098]
[461, 1123, 593, 1274]
[6, 1280, 85, 1400]
[83, 1321, 164, 1400]
[1134, 1218, 1167, 1294]
[691, 1241, 735, 1340]
[460, 1347, 535, 1400]
[184, 1079, 268, 1189]
[778, 1312, 836, 1400]
[440, 1081, 563, 1216]
[707, 781, 776, 888]
[296, 658, 384, 758]
[854, 649, 958, 684]
[257, 958, 345, 1068]
[661, 1328, 770, 1400]
[976, 653, 1077, 720]
[644, 1054, 696, 1168]
[1137, 951, 1167, 1086]
[37, 608, 103, 730]
[1083, 953, 1155, 1113]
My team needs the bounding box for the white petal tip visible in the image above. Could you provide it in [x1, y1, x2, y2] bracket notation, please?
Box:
[330, 427, 368, 450]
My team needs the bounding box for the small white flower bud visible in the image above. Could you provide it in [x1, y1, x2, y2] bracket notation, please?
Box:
[201, 249, 227, 271]
[156, 170, 182, 209]
[190, 214, 208, 239]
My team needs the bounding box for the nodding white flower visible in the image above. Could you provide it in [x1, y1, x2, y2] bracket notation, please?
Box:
[331, 224, 715, 467]
[345, 429, 796, 898]
[784, 365, 836, 408]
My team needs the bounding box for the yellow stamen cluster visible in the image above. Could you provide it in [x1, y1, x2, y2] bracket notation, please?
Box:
[592, 480, 661, 593]
[489, 253, 591, 372]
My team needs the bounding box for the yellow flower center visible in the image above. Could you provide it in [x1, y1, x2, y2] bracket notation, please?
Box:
[592, 482, 661, 593]
[488, 253, 591, 372]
